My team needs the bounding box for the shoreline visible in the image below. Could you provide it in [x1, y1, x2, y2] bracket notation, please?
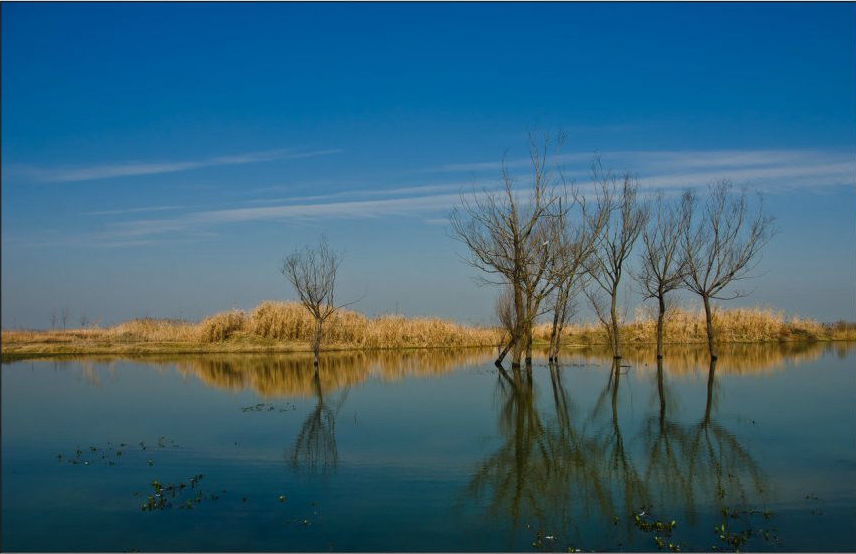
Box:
[3, 336, 854, 363]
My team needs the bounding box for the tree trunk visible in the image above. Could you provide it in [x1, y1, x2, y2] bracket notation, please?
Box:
[610, 286, 621, 358]
[702, 294, 717, 360]
[312, 318, 323, 366]
[703, 357, 717, 425]
[510, 285, 525, 368]
[549, 284, 569, 361]
[548, 305, 561, 362]
[656, 293, 666, 359]
[552, 320, 566, 362]
[510, 324, 525, 368]
[524, 329, 533, 366]
[656, 357, 666, 429]
[496, 336, 514, 366]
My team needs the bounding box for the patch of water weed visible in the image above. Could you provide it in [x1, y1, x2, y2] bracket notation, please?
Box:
[139, 474, 209, 511]
[241, 402, 296, 413]
[711, 506, 780, 552]
[632, 506, 680, 552]
[58, 437, 179, 466]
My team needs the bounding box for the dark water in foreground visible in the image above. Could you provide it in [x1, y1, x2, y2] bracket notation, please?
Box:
[2, 343, 855, 552]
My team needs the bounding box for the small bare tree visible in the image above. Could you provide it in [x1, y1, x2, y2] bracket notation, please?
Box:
[583, 162, 649, 358]
[682, 181, 775, 359]
[635, 191, 691, 359]
[451, 131, 575, 367]
[61, 307, 69, 330]
[50, 308, 58, 330]
[281, 236, 354, 366]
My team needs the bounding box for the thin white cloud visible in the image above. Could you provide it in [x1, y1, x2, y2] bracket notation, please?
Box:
[424, 148, 854, 178]
[10, 147, 852, 249]
[11, 148, 342, 183]
[107, 193, 465, 239]
[84, 205, 183, 216]
[240, 183, 468, 206]
[100, 147, 853, 241]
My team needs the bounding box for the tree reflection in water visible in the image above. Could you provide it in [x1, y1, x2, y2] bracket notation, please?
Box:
[289, 368, 350, 479]
[466, 357, 768, 550]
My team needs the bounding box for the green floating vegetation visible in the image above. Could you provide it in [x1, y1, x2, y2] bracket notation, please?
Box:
[57, 437, 180, 467]
[241, 402, 296, 413]
[711, 505, 780, 552]
[139, 474, 208, 512]
[632, 507, 680, 552]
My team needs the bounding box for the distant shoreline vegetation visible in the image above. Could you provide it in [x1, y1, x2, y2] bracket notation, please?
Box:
[2, 301, 853, 359]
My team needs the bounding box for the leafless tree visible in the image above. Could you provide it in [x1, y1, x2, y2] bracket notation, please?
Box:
[450, 131, 577, 367]
[50, 308, 58, 330]
[61, 307, 69, 330]
[635, 191, 691, 359]
[583, 162, 649, 358]
[682, 181, 775, 359]
[79, 314, 89, 328]
[281, 235, 355, 365]
[546, 183, 611, 361]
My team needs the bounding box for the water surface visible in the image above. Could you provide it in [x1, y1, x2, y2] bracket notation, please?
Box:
[2, 343, 854, 551]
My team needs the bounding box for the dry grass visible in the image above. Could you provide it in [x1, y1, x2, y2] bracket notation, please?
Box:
[534, 305, 856, 346]
[2, 301, 852, 359]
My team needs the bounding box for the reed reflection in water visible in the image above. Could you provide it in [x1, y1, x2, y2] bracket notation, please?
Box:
[57, 340, 840, 399]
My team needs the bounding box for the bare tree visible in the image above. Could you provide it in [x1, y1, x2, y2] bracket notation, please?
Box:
[450, 131, 576, 367]
[635, 191, 691, 359]
[79, 314, 89, 328]
[546, 184, 610, 361]
[61, 307, 69, 330]
[682, 181, 775, 359]
[583, 162, 649, 358]
[50, 308, 58, 330]
[281, 236, 355, 365]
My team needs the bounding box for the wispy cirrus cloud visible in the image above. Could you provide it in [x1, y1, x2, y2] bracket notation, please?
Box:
[423, 148, 854, 188]
[11, 147, 851, 249]
[9, 147, 342, 183]
[95, 147, 853, 242]
[83, 205, 183, 216]
[107, 193, 464, 239]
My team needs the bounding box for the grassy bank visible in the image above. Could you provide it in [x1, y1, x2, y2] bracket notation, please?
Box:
[2, 301, 853, 359]
[534, 306, 856, 345]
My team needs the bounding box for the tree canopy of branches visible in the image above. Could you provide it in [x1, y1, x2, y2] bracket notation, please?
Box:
[635, 191, 691, 358]
[450, 132, 579, 368]
[281, 235, 350, 365]
[583, 163, 649, 359]
[682, 181, 775, 359]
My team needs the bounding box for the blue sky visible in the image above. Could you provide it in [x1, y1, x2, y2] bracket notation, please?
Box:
[2, 2, 854, 328]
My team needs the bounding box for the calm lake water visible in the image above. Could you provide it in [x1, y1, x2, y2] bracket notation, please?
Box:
[2, 343, 855, 552]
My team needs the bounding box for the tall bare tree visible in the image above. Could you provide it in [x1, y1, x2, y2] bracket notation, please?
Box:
[545, 188, 610, 361]
[635, 191, 691, 359]
[583, 162, 649, 359]
[50, 308, 58, 330]
[281, 236, 355, 365]
[450, 132, 576, 367]
[682, 181, 775, 359]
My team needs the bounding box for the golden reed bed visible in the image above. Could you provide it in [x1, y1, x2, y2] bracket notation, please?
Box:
[2, 301, 853, 359]
[33, 342, 853, 399]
